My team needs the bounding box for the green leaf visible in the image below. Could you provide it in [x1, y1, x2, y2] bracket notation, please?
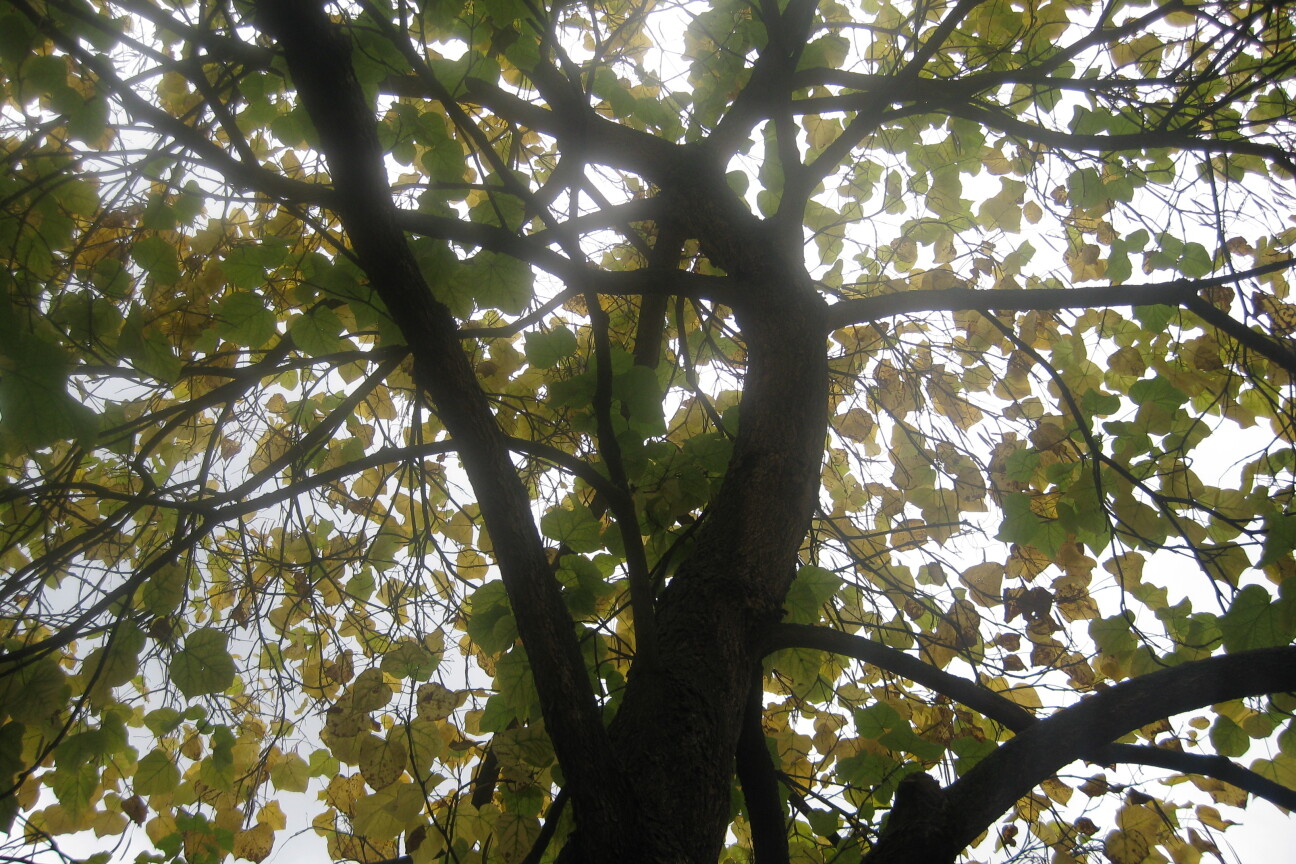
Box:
[131, 235, 181, 285]
[855, 700, 901, 739]
[1090, 612, 1138, 657]
[141, 565, 187, 616]
[453, 251, 533, 315]
[614, 365, 666, 437]
[135, 749, 181, 796]
[213, 291, 278, 348]
[287, 306, 346, 356]
[0, 657, 70, 726]
[380, 639, 441, 680]
[117, 306, 183, 383]
[977, 178, 1026, 232]
[1066, 168, 1106, 208]
[950, 736, 996, 774]
[879, 726, 945, 761]
[784, 566, 842, 624]
[50, 761, 99, 817]
[221, 242, 289, 290]
[835, 750, 893, 789]
[1258, 514, 1296, 568]
[495, 648, 539, 719]
[466, 581, 518, 655]
[0, 330, 97, 448]
[1128, 377, 1187, 411]
[1080, 389, 1121, 418]
[1132, 304, 1177, 332]
[143, 708, 184, 736]
[1209, 715, 1249, 759]
[84, 621, 145, 700]
[1220, 585, 1295, 652]
[524, 326, 578, 368]
[170, 628, 236, 699]
[540, 504, 603, 553]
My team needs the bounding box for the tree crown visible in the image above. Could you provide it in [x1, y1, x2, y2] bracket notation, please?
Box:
[2, 0, 1296, 862]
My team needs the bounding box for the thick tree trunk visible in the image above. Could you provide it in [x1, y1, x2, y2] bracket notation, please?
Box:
[562, 276, 829, 861]
[257, 2, 831, 860]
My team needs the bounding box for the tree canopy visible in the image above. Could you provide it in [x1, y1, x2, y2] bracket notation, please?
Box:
[3, 0, 1296, 862]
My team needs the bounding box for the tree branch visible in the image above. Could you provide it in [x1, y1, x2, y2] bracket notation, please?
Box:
[252, 0, 622, 825]
[931, 646, 1296, 860]
[823, 258, 1296, 344]
[583, 286, 658, 666]
[710, 0, 822, 157]
[941, 102, 1296, 177]
[772, 625, 1296, 814]
[736, 671, 789, 864]
[1096, 744, 1296, 811]
[771, 623, 1037, 731]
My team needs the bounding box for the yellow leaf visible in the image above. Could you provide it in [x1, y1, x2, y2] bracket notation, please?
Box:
[1116, 801, 1162, 839]
[409, 818, 447, 863]
[324, 773, 367, 818]
[960, 562, 1004, 607]
[352, 781, 426, 842]
[451, 547, 487, 581]
[444, 510, 476, 546]
[1007, 545, 1050, 581]
[1104, 828, 1150, 864]
[416, 682, 464, 721]
[494, 811, 542, 864]
[1103, 552, 1145, 589]
[985, 675, 1042, 712]
[405, 720, 449, 773]
[890, 519, 927, 550]
[1014, 791, 1047, 821]
[1166, 835, 1203, 864]
[1195, 804, 1236, 830]
[359, 733, 408, 790]
[349, 667, 394, 713]
[1041, 777, 1073, 805]
[836, 407, 875, 442]
[91, 809, 128, 838]
[257, 800, 287, 831]
[1251, 754, 1296, 790]
[1029, 492, 1059, 519]
[234, 822, 275, 863]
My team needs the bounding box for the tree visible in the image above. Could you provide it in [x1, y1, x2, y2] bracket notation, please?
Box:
[2, 0, 1296, 861]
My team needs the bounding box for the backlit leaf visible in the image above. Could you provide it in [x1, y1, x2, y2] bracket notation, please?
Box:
[170, 629, 236, 699]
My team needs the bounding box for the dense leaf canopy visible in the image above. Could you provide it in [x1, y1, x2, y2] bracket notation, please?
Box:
[2, 0, 1296, 862]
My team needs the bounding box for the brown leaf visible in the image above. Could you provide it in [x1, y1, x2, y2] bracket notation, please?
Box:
[122, 795, 148, 826]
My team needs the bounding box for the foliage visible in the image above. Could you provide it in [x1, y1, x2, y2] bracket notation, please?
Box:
[2, 0, 1296, 862]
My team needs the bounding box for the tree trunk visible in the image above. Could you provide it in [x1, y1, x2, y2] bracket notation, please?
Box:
[564, 272, 829, 860]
